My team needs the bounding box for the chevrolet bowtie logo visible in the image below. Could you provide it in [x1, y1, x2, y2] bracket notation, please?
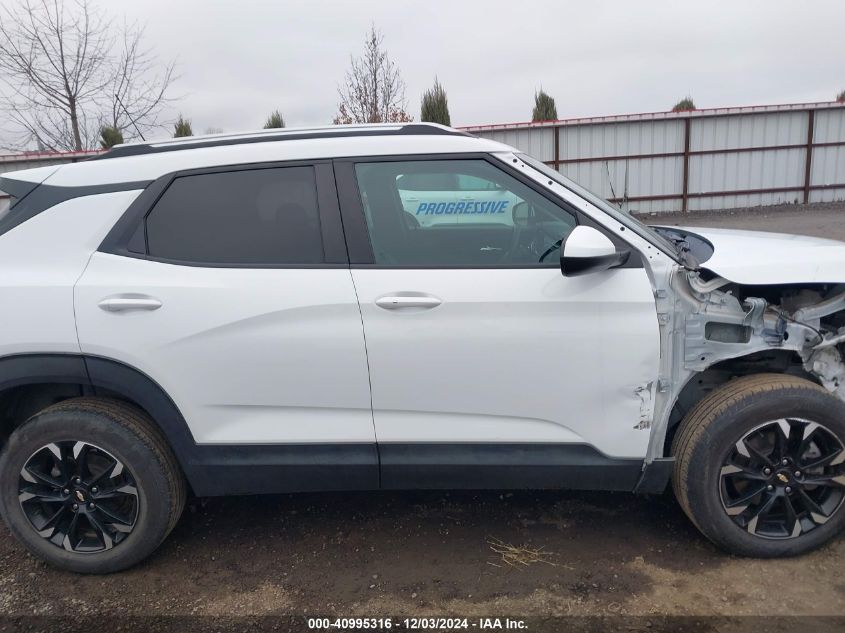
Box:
[74, 490, 85, 502]
[776, 473, 789, 484]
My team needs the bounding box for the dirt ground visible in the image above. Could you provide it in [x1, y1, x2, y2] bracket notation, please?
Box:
[644, 200, 845, 242]
[2, 202, 845, 629]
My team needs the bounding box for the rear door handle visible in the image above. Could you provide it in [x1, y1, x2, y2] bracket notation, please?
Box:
[98, 295, 162, 312]
[375, 295, 442, 310]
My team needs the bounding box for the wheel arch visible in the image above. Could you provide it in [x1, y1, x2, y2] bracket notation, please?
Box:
[662, 349, 821, 458]
[0, 353, 197, 489]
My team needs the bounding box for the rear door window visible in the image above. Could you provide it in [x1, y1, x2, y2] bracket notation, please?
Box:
[145, 166, 325, 265]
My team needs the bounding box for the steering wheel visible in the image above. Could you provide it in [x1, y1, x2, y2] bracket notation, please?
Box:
[538, 238, 563, 263]
[499, 201, 534, 263]
[500, 222, 527, 263]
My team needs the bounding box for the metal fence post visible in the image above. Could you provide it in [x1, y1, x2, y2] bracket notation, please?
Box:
[803, 110, 815, 205]
[553, 125, 560, 170]
[681, 117, 691, 213]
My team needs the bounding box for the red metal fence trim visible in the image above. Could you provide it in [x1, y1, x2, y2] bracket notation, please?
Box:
[604, 183, 845, 205]
[551, 140, 845, 166]
[460, 101, 845, 132]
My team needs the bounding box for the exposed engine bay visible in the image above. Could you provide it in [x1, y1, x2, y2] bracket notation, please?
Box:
[679, 274, 845, 396]
[646, 243, 845, 462]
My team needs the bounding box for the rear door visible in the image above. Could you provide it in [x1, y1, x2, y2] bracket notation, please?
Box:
[74, 162, 377, 490]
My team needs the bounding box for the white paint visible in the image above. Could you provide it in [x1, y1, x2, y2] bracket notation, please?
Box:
[351, 267, 660, 458]
[9, 132, 512, 188]
[672, 225, 845, 284]
[0, 190, 141, 356]
[75, 254, 374, 444]
[562, 225, 617, 258]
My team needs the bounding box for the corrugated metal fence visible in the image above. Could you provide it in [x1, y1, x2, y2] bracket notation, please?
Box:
[2, 103, 844, 216]
[462, 101, 845, 214]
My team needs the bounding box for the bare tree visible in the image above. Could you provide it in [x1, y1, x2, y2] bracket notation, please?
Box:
[0, 0, 177, 151]
[102, 26, 176, 143]
[334, 25, 412, 125]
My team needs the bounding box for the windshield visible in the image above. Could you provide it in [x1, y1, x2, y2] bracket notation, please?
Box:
[515, 153, 682, 260]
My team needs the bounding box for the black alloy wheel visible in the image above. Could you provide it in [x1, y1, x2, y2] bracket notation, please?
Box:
[18, 440, 139, 553]
[719, 417, 845, 539]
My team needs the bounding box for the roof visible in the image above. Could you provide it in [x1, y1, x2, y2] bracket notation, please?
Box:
[5, 123, 514, 188]
[459, 100, 845, 132]
[96, 122, 470, 160]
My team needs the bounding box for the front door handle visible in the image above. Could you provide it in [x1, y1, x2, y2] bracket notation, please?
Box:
[98, 295, 163, 312]
[375, 295, 442, 310]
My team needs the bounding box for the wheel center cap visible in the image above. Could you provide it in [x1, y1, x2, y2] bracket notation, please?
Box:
[74, 489, 86, 503]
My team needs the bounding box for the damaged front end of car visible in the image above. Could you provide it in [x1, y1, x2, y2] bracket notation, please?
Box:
[634, 221, 845, 484]
[646, 267, 845, 468]
[681, 273, 845, 384]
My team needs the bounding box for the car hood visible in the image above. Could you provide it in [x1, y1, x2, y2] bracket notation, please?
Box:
[666, 226, 845, 285]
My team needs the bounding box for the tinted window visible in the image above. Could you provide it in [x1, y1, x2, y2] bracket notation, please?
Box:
[396, 173, 457, 191]
[355, 160, 577, 267]
[455, 174, 500, 191]
[146, 167, 324, 265]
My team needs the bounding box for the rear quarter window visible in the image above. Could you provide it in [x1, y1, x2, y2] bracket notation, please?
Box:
[0, 177, 152, 239]
[0, 177, 40, 237]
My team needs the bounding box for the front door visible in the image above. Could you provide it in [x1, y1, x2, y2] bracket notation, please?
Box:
[337, 156, 660, 490]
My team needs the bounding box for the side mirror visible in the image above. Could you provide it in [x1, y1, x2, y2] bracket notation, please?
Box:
[561, 225, 630, 277]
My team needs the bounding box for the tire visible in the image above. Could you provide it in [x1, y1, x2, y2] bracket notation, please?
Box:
[0, 397, 186, 573]
[672, 373, 845, 557]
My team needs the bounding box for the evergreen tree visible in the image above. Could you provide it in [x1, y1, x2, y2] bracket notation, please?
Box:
[532, 89, 558, 122]
[99, 126, 124, 149]
[173, 115, 193, 137]
[264, 110, 285, 128]
[420, 78, 451, 126]
[672, 97, 696, 112]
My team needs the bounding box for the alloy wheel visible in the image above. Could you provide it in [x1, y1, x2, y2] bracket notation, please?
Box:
[18, 441, 139, 553]
[720, 418, 845, 539]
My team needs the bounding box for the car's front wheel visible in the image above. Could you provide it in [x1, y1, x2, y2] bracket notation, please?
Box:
[672, 373, 845, 557]
[0, 397, 186, 573]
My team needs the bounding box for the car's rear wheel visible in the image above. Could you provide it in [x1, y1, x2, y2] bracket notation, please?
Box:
[0, 397, 185, 573]
[672, 373, 845, 557]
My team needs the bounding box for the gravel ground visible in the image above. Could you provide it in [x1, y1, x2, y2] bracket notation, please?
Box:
[2, 201, 845, 629]
[641, 200, 845, 242]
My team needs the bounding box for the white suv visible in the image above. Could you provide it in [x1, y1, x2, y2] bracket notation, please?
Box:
[1, 123, 844, 573]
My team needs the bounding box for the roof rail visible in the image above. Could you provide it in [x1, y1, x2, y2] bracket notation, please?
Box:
[90, 123, 471, 161]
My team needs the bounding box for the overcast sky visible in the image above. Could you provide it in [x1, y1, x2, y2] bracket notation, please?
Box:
[13, 0, 845, 138]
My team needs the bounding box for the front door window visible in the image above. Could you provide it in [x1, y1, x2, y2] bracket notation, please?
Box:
[354, 159, 577, 267]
